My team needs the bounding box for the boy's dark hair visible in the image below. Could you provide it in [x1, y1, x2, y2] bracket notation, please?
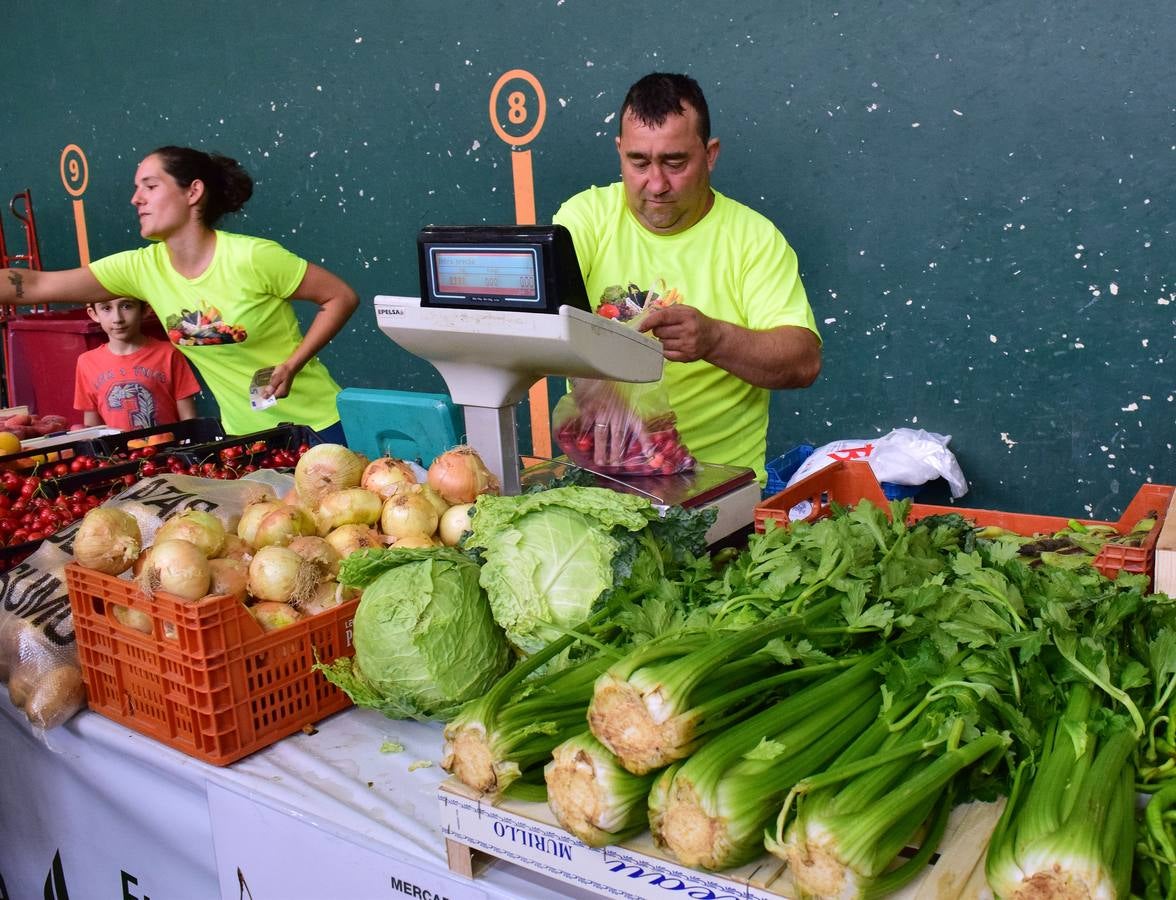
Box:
[86, 297, 146, 311]
[150, 145, 254, 227]
[619, 73, 711, 144]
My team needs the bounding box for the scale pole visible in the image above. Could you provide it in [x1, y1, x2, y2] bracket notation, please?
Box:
[464, 405, 522, 495]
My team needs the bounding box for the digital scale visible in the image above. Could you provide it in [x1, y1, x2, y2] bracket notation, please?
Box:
[374, 225, 759, 544]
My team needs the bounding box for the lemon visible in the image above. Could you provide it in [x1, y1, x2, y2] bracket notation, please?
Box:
[0, 432, 21, 455]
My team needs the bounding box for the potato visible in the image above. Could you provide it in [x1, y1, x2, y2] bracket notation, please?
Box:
[24, 665, 86, 729]
[8, 666, 36, 708]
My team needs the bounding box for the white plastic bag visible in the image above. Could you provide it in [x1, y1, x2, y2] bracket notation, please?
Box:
[786, 428, 968, 499]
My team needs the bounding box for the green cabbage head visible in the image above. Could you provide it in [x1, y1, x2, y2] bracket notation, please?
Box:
[317, 547, 511, 721]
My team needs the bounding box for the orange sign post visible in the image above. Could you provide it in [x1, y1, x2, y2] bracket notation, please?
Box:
[488, 69, 550, 459]
[59, 144, 91, 265]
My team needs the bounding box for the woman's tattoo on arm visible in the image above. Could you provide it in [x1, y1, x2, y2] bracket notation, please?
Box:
[7, 272, 24, 298]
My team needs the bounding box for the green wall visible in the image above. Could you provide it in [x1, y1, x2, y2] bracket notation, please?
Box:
[2, 1, 1172, 517]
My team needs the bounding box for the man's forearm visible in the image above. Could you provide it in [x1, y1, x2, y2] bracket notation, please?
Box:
[707, 322, 821, 390]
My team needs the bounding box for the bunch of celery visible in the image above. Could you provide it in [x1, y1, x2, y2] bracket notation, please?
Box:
[587, 503, 974, 777]
[648, 652, 885, 870]
[770, 697, 1008, 898]
[588, 601, 857, 774]
[985, 683, 1137, 899]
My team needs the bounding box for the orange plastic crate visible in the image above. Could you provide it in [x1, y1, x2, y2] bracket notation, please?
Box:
[65, 563, 357, 766]
[755, 460, 1173, 583]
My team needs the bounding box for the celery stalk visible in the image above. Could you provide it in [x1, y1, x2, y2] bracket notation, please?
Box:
[544, 731, 659, 846]
[985, 681, 1138, 900]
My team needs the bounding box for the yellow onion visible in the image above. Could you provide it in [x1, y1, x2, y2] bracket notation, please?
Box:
[298, 579, 349, 616]
[389, 532, 437, 549]
[219, 534, 252, 562]
[248, 545, 317, 604]
[141, 539, 210, 601]
[254, 505, 316, 549]
[206, 558, 248, 602]
[73, 508, 142, 575]
[287, 536, 341, 577]
[131, 545, 154, 578]
[360, 456, 419, 499]
[112, 604, 153, 635]
[315, 487, 383, 536]
[293, 444, 365, 505]
[415, 483, 450, 520]
[380, 492, 439, 540]
[323, 523, 382, 560]
[427, 445, 500, 504]
[250, 601, 303, 632]
[237, 500, 282, 548]
[438, 502, 475, 547]
[155, 509, 225, 558]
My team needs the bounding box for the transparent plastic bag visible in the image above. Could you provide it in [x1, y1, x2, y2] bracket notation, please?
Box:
[553, 378, 696, 476]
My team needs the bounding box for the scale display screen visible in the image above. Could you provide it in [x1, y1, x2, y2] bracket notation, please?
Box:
[417, 225, 591, 314]
[429, 247, 541, 305]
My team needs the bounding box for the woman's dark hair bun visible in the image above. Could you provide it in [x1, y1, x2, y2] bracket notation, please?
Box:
[151, 145, 254, 226]
[207, 153, 253, 215]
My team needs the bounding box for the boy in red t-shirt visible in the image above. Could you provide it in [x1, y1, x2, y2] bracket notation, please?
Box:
[74, 298, 201, 429]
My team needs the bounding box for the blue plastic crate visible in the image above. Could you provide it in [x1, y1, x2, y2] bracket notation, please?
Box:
[764, 443, 921, 501]
[336, 388, 462, 467]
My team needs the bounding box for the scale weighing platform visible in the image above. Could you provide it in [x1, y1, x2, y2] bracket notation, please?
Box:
[374, 224, 758, 545]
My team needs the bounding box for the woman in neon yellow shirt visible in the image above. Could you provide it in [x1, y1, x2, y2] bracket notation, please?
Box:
[1, 146, 358, 441]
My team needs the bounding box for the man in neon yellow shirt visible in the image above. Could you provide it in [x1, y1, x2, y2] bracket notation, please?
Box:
[554, 73, 822, 482]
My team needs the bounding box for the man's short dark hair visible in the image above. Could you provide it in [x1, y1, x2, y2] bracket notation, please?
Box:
[619, 73, 710, 144]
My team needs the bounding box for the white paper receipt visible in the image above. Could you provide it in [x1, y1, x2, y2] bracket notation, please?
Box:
[249, 367, 278, 411]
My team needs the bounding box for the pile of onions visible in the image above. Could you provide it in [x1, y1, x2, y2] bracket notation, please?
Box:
[427, 446, 500, 505]
[73, 508, 142, 575]
[360, 457, 418, 499]
[140, 539, 210, 601]
[154, 508, 225, 558]
[294, 444, 365, 505]
[315, 488, 383, 536]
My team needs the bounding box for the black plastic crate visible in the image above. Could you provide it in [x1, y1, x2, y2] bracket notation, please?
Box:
[89, 417, 226, 458]
[0, 538, 44, 573]
[176, 423, 316, 466]
[37, 458, 142, 500]
[0, 437, 101, 474]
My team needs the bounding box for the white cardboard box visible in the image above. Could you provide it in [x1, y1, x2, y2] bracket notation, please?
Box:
[438, 778, 1003, 900]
